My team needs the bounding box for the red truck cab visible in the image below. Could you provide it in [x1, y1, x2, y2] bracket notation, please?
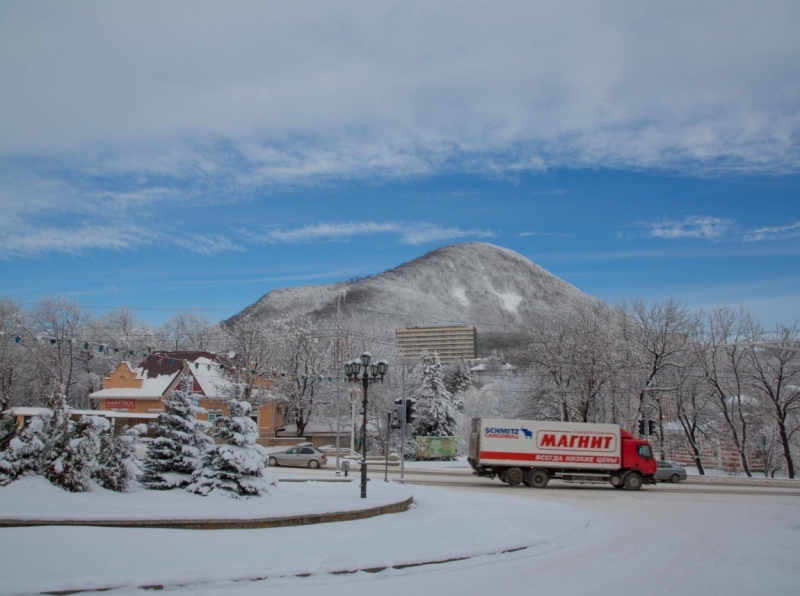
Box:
[620, 429, 657, 480]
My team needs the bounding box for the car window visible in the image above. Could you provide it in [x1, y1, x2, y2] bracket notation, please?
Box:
[637, 445, 652, 459]
[301, 448, 315, 454]
[285, 448, 298, 454]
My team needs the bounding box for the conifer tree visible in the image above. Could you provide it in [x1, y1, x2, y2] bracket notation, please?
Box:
[0, 410, 52, 486]
[46, 415, 107, 493]
[187, 399, 275, 497]
[43, 388, 75, 487]
[0, 411, 18, 454]
[447, 358, 473, 403]
[411, 351, 459, 438]
[140, 374, 213, 490]
[94, 424, 145, 492]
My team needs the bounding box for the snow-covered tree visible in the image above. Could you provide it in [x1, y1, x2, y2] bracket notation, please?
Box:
[447, 358, 474, 399]
[0, 410, 52, 486]
[0, 411, 18, 454]
[140, 375, 213, 490]
[187, 399, 275, 497]
[93, 424, 146, 492]
[411, 352, 459, 438]
[271, 317, 333, 437]
[46, 415, 108, 493]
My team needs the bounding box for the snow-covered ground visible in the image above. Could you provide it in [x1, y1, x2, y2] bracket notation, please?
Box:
[1, 477, 798, 596]
[0, 482, 588, 595]
[0, 475, 408, 522]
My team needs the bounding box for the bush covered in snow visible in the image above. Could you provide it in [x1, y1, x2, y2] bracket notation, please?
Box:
[187, 399, 275, 498]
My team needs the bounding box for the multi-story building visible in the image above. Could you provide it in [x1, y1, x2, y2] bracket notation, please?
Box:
[395, 325, 477, 363]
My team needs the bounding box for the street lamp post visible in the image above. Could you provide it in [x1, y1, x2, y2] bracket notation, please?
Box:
[345, 352, 388, 498]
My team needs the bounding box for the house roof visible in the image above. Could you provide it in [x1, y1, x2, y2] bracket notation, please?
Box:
[90, 351, 231, 401]
[5, 407, 159, 420]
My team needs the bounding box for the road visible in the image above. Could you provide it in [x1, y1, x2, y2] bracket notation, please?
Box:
[275, 462, 800, 498]
[126, 463, 795, 596]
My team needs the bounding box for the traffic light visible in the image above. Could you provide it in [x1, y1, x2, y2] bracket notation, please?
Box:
[638, 419, 645, 435]
[648, 420, 657, 435]
[394, 398, 405, 423]
[405, 398, 417, 424]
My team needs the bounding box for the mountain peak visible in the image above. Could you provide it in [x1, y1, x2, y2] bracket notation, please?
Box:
[233, 242, 590, 355]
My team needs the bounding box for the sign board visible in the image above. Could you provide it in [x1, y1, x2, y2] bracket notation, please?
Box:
[105, 399, 135, 410]
[416, 436, 457, 460]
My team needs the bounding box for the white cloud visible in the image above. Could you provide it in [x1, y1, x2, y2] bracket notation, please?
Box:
[645, 216, 737, 240]
[635, 216, 800, 244]
[0, 223, 243, 259]
[241, 222, 495, 246]
[170, 234, 246, 255]
[0, 224, 156, 258]
[743, 221, 800, 242]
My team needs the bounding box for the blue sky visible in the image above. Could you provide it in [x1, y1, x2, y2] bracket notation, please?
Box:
[1, 1, 798, 326]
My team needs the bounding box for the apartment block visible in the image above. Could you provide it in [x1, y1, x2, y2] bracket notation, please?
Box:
[395, 325, 477, 363]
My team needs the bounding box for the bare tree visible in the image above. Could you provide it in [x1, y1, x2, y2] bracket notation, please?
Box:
[695, 307, 758, 476]
[671, 346, 713, 474]
[618, 298, 697, 438]
[525, 301, 623, 423]
[744, 323, 800, 478]
[222, 317, 278, 403]
[271, 317, 332, 437]
[24, 298, 93, 407]
[155, 312, 222, 352]
[0, 299, 26, 410]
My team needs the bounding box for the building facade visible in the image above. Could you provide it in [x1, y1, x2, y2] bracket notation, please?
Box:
[395, 325, 477, 363]
[89, 351, 285, 437]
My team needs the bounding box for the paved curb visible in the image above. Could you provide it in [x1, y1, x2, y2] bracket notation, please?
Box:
[0, 495, 413, 530]
[683, 475, 800, 488]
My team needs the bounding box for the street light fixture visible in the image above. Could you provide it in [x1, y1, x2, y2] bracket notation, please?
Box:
[345, 351, 388, 498]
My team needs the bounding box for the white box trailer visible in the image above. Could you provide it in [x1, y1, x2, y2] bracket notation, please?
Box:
[468, 417, 657, 490]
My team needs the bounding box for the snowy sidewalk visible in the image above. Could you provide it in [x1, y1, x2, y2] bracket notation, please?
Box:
[0, 484, 591, 595]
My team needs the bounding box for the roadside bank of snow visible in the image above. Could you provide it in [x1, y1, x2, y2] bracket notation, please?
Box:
[0, 484, 591, 595]
[0, 475, 408, 522]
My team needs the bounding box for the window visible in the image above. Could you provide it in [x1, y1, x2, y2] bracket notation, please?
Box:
[301, 448, 315, 454]
[637, 445, 653, 460]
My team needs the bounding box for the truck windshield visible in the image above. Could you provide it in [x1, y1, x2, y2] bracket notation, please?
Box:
[637, 445, 652, 460]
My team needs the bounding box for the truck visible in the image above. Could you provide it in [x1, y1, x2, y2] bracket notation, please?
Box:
[468, 417, 657, 490]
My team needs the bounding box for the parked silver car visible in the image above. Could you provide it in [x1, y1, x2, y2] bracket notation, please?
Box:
[267, 446, 328, 469]
[655, 460, 687, 483]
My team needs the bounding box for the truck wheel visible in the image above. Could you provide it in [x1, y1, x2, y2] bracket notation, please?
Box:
[526, 469, 549, 488]
[506, 467, 524, 486]
[623, 472, 643, 491]
[670, 474, 680, 483]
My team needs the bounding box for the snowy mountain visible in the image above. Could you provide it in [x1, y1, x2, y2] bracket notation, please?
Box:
[230, 243, 593, 355]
